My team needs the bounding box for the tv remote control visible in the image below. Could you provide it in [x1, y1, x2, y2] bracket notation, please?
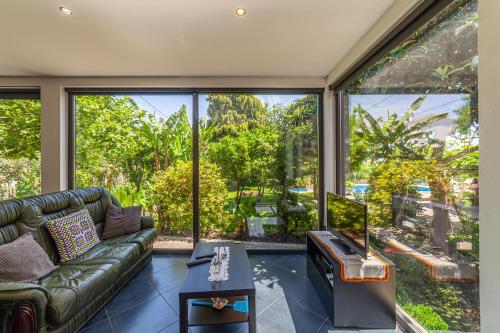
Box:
[196, 253, 216, 260]
[186, 257, 212, 267]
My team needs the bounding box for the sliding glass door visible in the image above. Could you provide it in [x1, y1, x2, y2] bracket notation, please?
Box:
[73, 93, 193, 249]
[199, 93, 320, 248]
[71, 90, 322, 250]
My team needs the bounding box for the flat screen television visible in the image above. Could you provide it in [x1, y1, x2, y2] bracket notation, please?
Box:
[326, 192, 368, 259]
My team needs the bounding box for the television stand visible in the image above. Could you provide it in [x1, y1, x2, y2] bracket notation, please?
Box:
[307, 231, 396, 329]
[329, 238, 356, 255]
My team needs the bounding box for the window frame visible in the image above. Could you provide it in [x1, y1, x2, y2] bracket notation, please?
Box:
[66, 87, 324, 250]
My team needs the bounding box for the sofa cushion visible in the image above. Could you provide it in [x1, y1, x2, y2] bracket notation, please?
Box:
[102, 228, 157, 251]
[102, 205, 142, 239]
[61, 242, 143, 274]
[0, 199, 23, 246]
[39, 263, 117, 325]
[24, 191, 84, 263]
[45, 209, 100, 262]
[70, 187, 113, 236]
[0, 233, 57, 283]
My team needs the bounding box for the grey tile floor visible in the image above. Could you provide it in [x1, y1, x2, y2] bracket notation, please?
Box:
[80, 254, 403, 333]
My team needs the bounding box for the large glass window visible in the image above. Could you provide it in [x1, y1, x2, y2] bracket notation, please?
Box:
[74, 94, 193, 249]
[199, 94, 320, 249]
[340, 1, 479, 331]
[0, 93, 41, 200]
[73, 91, 321, 250]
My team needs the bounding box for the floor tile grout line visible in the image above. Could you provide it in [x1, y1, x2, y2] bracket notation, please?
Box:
[294, 297, 329, 320]
[104, 307, 116, 333]
[105, 291, 159, 318]
[79, 306, 113, 332]
[315, 317, 330, 333]
[159, 291, 180, 315]
[256, 294, 285, 318]
[156, 319, 178, 333]
[252, 255, 329, 319]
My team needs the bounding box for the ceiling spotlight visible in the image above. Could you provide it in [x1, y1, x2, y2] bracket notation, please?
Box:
[59, 7, 72, 15]
[235, 8, 246, 16]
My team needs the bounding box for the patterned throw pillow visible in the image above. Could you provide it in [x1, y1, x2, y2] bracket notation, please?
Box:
[45, 209, 100, 262]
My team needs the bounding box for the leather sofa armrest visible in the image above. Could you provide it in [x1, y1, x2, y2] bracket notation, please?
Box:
[0, 283, 49, 333]
[140, 215, 155, 229]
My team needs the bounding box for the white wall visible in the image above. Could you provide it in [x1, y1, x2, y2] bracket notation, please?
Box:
[478, 0, 500, 331]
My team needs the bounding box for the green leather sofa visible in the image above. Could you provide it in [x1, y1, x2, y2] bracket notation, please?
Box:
[0, 187, 157, 333]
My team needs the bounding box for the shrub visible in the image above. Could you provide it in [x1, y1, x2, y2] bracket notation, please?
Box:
[404, 303, 449, 331]
[147, 160, 230, 236]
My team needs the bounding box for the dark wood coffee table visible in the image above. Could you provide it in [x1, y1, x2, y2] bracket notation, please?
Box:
[179, 243, 256, 333]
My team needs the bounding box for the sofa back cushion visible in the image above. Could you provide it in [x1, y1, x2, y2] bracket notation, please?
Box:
[71, 187, 113, 236]
[24, 191, 84, 263]
[0, 199, 25, 246]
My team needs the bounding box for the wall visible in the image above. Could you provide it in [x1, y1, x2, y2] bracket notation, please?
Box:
[478, 0, 500, 331]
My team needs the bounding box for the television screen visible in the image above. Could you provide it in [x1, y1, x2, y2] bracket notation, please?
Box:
[327, 192, 368, 258]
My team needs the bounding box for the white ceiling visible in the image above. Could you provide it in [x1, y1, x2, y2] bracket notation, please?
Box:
[0, 0, 398, 77]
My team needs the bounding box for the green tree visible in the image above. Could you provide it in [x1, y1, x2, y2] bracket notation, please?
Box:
[280, 95, 319, 198]
[367, 159, 431, 226]
[75, 95, 146, 188]
[0, 99, 41, 199]
[205, 94, 267, 140]
[140, 104, 191, 173]
[352, 96, 447, 161]
[207, 128, 279, 209]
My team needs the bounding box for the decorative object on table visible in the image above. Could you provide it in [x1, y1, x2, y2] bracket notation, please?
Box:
[192, 297, 229, 310]
[102, 205, 142, 239]
[208, 245, 230, 282]
[192, 298, 249, 313]
[0, 233, 57, 283]
[45, 208, 100, 262]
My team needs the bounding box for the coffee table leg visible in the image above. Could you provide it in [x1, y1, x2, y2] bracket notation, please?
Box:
[179, 295, 188, 333]
[249, 294, 256, 333]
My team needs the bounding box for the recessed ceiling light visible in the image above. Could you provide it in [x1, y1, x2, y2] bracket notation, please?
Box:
[235, 8, 246, 17]
[59, 7, 72, 15]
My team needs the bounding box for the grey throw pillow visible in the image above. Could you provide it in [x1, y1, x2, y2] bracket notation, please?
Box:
[0, 233, 57, 283]
[102, 205, 142, 239]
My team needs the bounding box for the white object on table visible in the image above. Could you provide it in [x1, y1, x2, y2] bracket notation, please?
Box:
[208, 246, 230, 282]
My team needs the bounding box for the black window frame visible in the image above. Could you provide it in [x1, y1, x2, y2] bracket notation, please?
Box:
[66, 87, 324, 251]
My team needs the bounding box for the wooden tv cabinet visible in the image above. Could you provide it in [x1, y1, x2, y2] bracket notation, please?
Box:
[307, 231, 396, 329]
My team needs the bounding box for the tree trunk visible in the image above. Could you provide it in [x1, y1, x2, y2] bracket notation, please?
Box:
[392, 193, 406, 228]
[428, 171, 451, 254]
[236, 183, 245, 211]
[153, 147, 160, 172]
